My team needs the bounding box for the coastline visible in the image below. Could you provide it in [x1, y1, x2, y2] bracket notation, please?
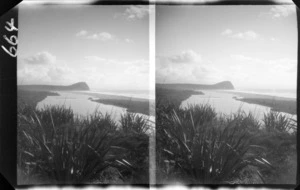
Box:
[76, 91, 154, 116]
[18, 90, 59, 108]
[227, 91, 296, 115]
[156, 87, 204, 107]
[91, 98, 152, 116]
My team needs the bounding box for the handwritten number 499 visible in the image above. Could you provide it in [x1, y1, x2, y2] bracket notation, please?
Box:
[1, 18, 18, 57]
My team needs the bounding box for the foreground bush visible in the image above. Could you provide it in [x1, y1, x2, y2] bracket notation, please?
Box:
[156, 101, 296, 184]
[17, 105, 150, 184]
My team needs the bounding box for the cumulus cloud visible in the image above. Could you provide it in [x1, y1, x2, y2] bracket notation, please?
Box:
[86, 32, 115, 41]
[230, 54, 263, 63]
[156, 51, 224, 84]
[169, 50, 202, 63]
[116, 5, 149, 21]
[18, 52, 75, 85]
[76, 30, 115, 41]
[84, 56, 106, 62]
[75, 30, 87, 37]
[23, 51, 56, 65]
[124, 5, 149, 20]
[125, 38, 134, 43]
[222, 29, 259, 40]
[268, 5, 296, 19]
[221, 29, 232, 35]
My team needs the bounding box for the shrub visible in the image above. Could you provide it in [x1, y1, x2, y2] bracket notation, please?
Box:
[18, 105, 150, 184]
[18, 105, 119, 184]
[119, 112, 150, 134]
[157, 103, 272, 184]
[263, 111, 293, 133]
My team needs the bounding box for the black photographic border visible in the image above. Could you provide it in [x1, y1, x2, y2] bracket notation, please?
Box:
[0, 0, 298, 189]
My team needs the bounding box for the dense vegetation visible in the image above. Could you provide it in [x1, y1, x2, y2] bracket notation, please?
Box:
[156, 90, 297, 184]
[18, 90, 59, 108]
[17, 102, 150, 185]
[156, 87, 204, 108]
[92, 98, 151, 116]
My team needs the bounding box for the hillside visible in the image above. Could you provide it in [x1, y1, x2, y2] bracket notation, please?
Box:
[18, 82, 90, 91]
[156, 87, 204, 107]
[18, 90, 59, 108]
[156, 81, 234, 90]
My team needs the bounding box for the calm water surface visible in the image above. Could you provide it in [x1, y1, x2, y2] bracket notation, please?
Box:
[37, 92, 154, 125]
[181, 90, 296, 121]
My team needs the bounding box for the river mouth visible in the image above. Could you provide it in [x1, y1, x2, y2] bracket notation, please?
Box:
[180, 90, 297, 122]
[36, 91, 154, 125]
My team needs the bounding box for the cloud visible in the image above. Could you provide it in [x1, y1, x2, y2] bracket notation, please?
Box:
[269, 5, 296, 19]
[23, 51, 56, 65]
[232, 31, 258, 40]
[81, 58, 149, 90]
[84, 56, 106, 62]
[47, 65, 73, 82]
[169, 50, 202, 63]
[18, 52, 75, 85]
[268, 58, 297, 73]
[156, 51, 225, 84]
[125, 38, 134, 43]
[86, 32, 115, 41]
[124, 60, 149, 75]
[75, 30, 87, 37]
[230, 54, 262, 63]
[222, 29, 259, 40]
[231, 54, 297, 71]
[221, 29, 232, 35]
[116, 5, 149, 21]
[83, 56, 149, 75]
[76, 30, 115, 41]
[125, 5, 149, 20]
[228, 54, 297, 88]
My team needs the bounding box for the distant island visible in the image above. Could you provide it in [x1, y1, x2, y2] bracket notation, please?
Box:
[156, 81, 234, 90]
[18, 82, 90, 91]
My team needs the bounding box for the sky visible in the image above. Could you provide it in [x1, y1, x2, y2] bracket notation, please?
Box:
[17, 4, 150, 91]
[156, 5, 298, 90]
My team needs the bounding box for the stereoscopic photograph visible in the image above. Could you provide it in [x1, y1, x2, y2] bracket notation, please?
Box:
[156, 5, 297, 184]
[16, 3, 153, 185]
[0, 0, 298, 188]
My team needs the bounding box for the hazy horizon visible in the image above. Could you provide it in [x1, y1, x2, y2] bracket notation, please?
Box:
[156, 5, 297, 90]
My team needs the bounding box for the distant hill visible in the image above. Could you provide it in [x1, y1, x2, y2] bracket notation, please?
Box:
[156, 81, 234, 90]
[18, 82, 90, 91]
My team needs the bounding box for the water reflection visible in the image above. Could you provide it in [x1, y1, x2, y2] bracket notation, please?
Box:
[181, 90, 296, 121]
